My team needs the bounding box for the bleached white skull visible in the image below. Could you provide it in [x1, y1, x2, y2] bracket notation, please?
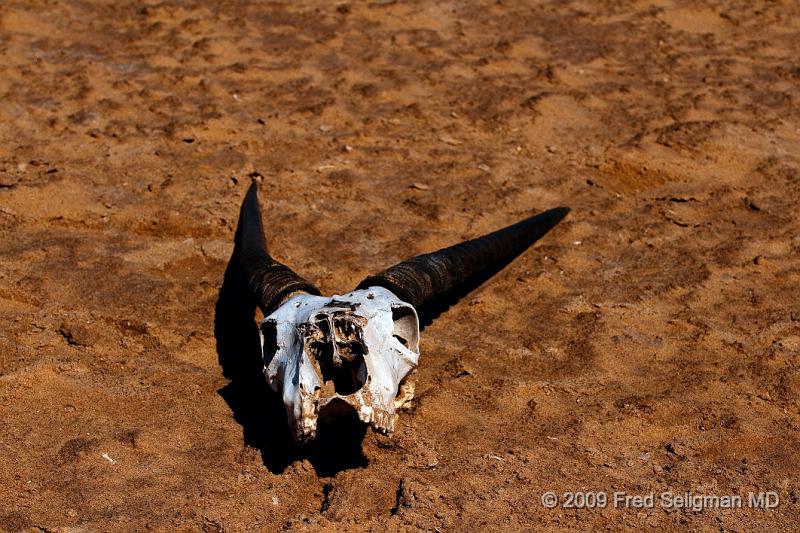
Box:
[231, 182, 568, 443]
[260, 287, 419, 443]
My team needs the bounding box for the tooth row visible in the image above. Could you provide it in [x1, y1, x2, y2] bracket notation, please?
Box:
[370, 410, 396, 434]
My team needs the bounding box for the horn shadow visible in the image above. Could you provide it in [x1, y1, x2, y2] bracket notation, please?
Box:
[416, 207, 570, 332]
[215, 250, 298, 473]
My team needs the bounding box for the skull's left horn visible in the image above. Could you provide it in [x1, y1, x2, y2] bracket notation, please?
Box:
[235, 182, 321, 315]
[356, 206, 569, 309]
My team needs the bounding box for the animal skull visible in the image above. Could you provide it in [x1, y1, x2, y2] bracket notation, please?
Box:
[260, 287, 419, 443]
[232, 182, 567, 443]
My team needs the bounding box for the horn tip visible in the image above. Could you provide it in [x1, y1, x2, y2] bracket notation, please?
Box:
[541, 206, 570, 224]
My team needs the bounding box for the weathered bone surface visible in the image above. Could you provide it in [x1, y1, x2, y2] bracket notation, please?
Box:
[260, 286, 419, 443]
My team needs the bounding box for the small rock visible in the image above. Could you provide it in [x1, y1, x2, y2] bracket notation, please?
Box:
[200, 240, 230, 262]
[0, 174, 21, 188]
[59, 323, 95, 347]
[665, 441, 687, 458]
[439, 134, 462, 146]
[744, 197, 760, 211]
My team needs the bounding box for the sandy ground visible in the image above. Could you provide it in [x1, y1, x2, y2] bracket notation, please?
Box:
[1, 0, 799, 531]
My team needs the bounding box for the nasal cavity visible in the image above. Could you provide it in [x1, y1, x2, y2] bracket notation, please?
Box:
[308, 337, 368, 395]
[327, 344, 367, 395]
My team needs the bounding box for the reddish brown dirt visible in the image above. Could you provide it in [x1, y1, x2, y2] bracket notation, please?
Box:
[1, 1, 799, 531]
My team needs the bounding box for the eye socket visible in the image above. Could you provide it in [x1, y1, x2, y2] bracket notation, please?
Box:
[391, 305, 419, 352]
[260, 320, 279, 366]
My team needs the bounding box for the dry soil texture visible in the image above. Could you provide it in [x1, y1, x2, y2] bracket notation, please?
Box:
[1, 1, 799, 531]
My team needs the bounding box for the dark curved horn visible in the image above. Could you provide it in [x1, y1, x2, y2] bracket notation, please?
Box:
[236, 182, 320, 315]
[356, 207, 570, 309]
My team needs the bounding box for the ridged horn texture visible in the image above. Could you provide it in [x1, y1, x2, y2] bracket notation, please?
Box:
[356, 207, 570, 309]
[236, 182, 321, 315]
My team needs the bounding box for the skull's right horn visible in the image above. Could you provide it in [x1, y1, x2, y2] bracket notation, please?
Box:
[236, 182, 321, 315]
[356, 207, 570, 309]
